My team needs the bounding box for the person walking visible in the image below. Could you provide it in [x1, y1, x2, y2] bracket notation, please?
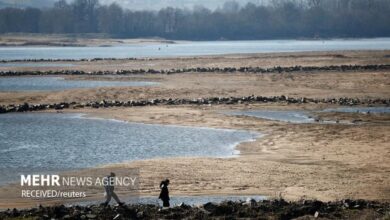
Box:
[102, 172, 124, 207]
[159, 179, 170, 207]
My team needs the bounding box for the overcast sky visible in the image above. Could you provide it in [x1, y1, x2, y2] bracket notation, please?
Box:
[0, 0, 268, 10]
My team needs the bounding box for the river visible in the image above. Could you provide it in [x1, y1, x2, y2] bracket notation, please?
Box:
[1, 38, 389, 60]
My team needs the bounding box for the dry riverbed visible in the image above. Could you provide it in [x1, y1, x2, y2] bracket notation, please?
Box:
[1, 50, 389, 72]
[0, 50, 389, 209]
[0, 70, 389, 105]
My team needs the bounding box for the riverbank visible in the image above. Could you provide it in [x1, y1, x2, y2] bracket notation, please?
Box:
[0, 34, 177, 47]
[73, 104, 390, 201]
[1, 50, 389, 72]
[1, 199, 389, 219]
[0, 50, 389, 106]
[0, 103, 389, 209]
[1, 95, 389, 113]
[0, 71, 389, 106]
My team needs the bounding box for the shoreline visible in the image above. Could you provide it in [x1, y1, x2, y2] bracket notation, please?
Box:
[1, 64, 390, 76]
[0, 34, 180, 47]
[0, 49, 389, 63]
[1, 95, 389, 114]
[1, 103, 389, 209]
[1, 50, 389, 76]
[0, 110, 266, 209]
[0, 34, 389, 47]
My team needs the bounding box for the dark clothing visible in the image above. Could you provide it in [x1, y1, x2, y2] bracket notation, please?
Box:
[163, 200, 170, 207]
[103, 176, 121, 205]
[159, 185, 170, 207]
[103, 176, 115, 194]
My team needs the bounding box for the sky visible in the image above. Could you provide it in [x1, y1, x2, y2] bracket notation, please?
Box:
[0, 0, 268, 10]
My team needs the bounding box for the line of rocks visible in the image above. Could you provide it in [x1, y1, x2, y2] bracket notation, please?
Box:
[1, 199, 388, 219]
[1, 95, 389, 114]
[1, 64, 389, 76]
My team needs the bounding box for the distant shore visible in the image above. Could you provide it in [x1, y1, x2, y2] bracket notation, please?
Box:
[0, 34, 178, 47]
[1, 34, 389, 48]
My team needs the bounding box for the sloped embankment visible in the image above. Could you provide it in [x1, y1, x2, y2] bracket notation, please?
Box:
[1, 199, 389, 219]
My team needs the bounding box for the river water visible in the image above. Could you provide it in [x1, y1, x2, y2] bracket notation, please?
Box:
[227, 107, 390, 123]
[1, 38, 389, 60]
[228, 110, 315, 123]
[0, 76, 157, 91]
[0, 113, 259, 185]
[0, 63, 74, 67]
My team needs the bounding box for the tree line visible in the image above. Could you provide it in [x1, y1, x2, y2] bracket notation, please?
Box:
[0, 0, 389, 40]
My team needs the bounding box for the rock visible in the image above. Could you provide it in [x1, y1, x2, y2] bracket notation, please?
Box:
[1, 64, 389, 76]
[136, 211, 143, 218]
[0, 96, 388, 114]
[203, 202, 217, 213]
[245, 198, 257, 207]
[73, 209, 81, 216]
[11, 208, 20, 217]
[86, 213, 97, 219]
[0, 199, 389, 219]
[0, 106, 6, 113]
[17, 103, 29, 112]
[178, 203, 191, 209]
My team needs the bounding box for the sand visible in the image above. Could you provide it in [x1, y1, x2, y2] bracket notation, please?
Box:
[0, 71, 389, 105]
[0, 33, 177, 47]
[1, 50, 389, 106]
[1, 50, 389, 72]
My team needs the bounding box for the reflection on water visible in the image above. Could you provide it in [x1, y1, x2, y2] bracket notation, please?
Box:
[0, 76, 157, 91]
[0, 113, 259, 185]
[1, 38, 390, 60]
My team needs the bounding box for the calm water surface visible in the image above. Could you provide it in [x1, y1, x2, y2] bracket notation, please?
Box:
[1, 38, 389, 60]
[228, 107, 390, 123]
[322, 107, 390, 114]
[0, 113, 259, 185]
[0, 76, 157, 91]
[228, 110, 315, 123]
[0, 62, 74, 67]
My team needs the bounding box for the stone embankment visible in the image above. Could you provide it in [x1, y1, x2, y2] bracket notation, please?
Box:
[1, 95, 389, 114]
[1, 64, 389, 76]
[0, 199, 388, 219]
